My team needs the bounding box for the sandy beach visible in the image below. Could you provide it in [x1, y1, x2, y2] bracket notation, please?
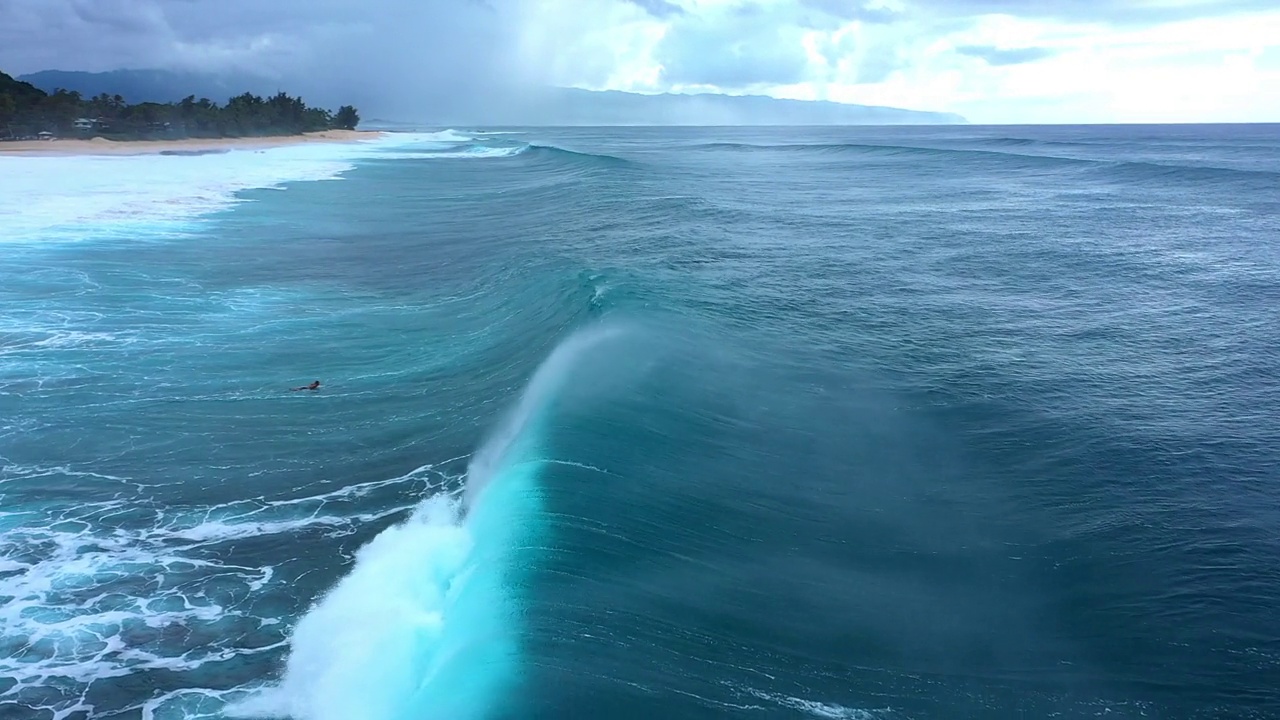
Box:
[0, 129, 384, 156]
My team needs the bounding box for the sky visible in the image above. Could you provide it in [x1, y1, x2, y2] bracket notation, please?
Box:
[1, 0, 1277, 123]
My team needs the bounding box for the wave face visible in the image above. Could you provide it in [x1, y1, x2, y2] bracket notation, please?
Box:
[688, 138, 1280, 187]
[4, 124, 1280, 720]
[231, 325, 626, 720]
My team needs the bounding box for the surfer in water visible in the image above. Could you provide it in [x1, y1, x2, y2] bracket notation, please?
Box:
[292, 380, 321, 391]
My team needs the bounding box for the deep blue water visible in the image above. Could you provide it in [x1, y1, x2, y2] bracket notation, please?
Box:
[2, 125, 1279, 720]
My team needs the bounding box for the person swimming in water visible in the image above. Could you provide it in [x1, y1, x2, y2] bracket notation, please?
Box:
[291, 380, 321, 391]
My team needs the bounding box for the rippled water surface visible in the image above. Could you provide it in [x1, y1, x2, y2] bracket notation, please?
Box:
[2, 125, 1278, 720]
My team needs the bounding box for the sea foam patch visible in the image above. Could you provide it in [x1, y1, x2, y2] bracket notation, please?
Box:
[0, 132, 465, 245]
[0, 462, 456, 719]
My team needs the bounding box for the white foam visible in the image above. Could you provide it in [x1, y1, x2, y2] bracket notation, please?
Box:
[233, 325, 628, 720]
[229, 495, 476, 720]
[743, 688, 888, 719]
[368, 145, 527, 161]
[0, 132, 457, 245]
[138, 687, 257, 720]
[1, 146, 345, 244]
[0, 518, 257, 690]
[445, 145, 523, 159]
[0, 464, 456, 717]
[417, 129, 474, 143]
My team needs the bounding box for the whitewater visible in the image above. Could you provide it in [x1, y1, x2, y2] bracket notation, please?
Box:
[234, 324, 629, 720]
[3, 124, 1279, 720]
[1, 130, 540, 719]
[0, 131, 507, 243]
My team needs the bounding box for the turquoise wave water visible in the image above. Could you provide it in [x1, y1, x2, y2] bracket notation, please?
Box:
[2, 126, 1279, 720]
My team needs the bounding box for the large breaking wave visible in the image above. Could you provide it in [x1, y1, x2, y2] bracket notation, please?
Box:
[230, 324, 624, 720]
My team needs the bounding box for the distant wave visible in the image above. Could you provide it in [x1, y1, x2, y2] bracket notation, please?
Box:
[0, 128, 632, 245]
[158, 148, 231, 156]
[978, 136, 1101, 149]
[417, 129, 474, 143]
[523, 143, 631, 166]
[691, 141, 1280, 184]
[375, 141, 634, 168]
[374, 143, 525, 160]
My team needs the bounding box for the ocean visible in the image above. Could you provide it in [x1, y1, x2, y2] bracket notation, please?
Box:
[1, 125, 1278, 720]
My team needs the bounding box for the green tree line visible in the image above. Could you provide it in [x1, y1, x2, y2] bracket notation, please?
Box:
[2, 71, 359, 139]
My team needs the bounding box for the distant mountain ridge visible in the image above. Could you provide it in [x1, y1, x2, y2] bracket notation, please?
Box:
[2, 71, 47, 104]
[527, 88, 966, 126]
[19, 69, 967, 126]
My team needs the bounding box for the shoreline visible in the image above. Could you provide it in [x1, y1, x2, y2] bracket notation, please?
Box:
[0, 130, 385, 157]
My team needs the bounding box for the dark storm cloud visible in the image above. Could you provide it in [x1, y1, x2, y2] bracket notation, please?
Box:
[2, 1, 284, 73]
[0, 0, 531, 118]
[955, 45, 1057, 66]
[68, 0, 165, 33]
[0, 0, 511, 70]
[0, 0, 191, 79]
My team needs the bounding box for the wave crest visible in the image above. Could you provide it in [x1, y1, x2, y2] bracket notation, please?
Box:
[233, 324, 626, 720]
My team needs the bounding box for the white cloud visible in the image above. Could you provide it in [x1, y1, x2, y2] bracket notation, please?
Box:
[511, 0, 666, 91]
[539, 0, 1280, 122]
[938, 11, 1280, 122]
[657, 4, 814, 87]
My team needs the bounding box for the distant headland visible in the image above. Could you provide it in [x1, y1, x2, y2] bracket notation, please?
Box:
[1, 70, 361, 143]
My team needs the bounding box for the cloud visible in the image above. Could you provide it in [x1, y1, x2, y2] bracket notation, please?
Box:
[68, 0, 166, 33]
[799, 0, 901, 24]
[907, 0, 1280, 25]
[0, 0, 1277, 122]
[0, 0, 537, 118]
[955, 45, 1057, 66]
[655, 3, 814, 87]
[625, 0, 685, 18]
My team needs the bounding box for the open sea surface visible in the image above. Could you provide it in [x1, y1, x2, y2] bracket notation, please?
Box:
[1, 124, 1278, 719]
